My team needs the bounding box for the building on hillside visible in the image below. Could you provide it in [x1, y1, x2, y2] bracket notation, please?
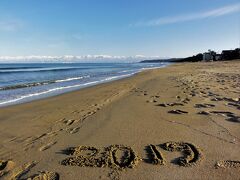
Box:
[203, 50, 216, 61]
[221, 48, 240, 60]
[201, 48, 239, 62]
[215, 54, 222, 60]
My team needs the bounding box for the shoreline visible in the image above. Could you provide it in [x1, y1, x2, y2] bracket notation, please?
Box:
[0, 60, 239, 179]
[0, 64, 169, 108]
[0, 68, 144, 110]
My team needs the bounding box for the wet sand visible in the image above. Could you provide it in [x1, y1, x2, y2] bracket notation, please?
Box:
[0, 60, 239, 179]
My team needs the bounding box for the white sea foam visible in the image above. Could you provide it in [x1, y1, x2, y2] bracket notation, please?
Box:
[55, 75, 90, 83]
[119, 70, 135, 73]
[0, 66, 80, 73]
[140, 66, 166, 70]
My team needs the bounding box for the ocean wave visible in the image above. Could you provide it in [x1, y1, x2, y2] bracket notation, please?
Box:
[119, 69, 136, 73]
[0, 67, 90, 73]
[55, 76, 90, 83]
[0, 66, 42, 70]
[0, 76, 89, 91]
[0, 81, 55, 91]
[140, 66, 166, 70]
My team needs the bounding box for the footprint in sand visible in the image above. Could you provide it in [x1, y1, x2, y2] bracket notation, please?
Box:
[80, 111, 97, 121]
[197, 111, 210, 115]
[71, 110, 80, 114]
[223, 97, 239, 103]
[226, 116, 240, 123]
[28, 171, 59, 180]
[68, 127, 80, 134]
[39, 141, 57, 151]
[0, 160, 15, 177]
[148, 95, 160, 99]
[209, 97, 222, 102]
[226, 102, 240, 110]
[156, 102, 184, 107]
[0, 160, 8, 171]
[63, 119, 76, 126]
[168, 110, 188, 114]
[216, 160, 240, 169]
[46, 130, 60, 137]
[161, 142, 202, 167]
[207, 92, 219, 97]
[180, 98, 190, 104]
[209, 111, 234, 116]
[194, 103, 215, 108]
[24, 133, 48, 147]
[176, 95, 181, 99]
[140, 92, 148, 96]
[209, 111, 240, 123]
[11, 161, 36, 179]
[87, 111, 96, 116]
[146, 99, 157, 103]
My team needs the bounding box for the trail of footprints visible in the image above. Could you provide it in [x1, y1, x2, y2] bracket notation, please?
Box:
[132, 87, 192, 115]
[132, 85, 240, 146]
[132, 72, 240, 124]
[26, 91, 121, 148]
[177, 72, 240, 122]
[39, 141, 57, 152]
[13, 101, 107, 155]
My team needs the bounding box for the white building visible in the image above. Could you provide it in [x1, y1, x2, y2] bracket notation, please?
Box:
[203, 50, 216, 61]
[203, 52, 213, 61]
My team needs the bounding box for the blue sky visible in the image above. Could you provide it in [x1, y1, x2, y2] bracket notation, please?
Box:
[0, 0, 239, 60]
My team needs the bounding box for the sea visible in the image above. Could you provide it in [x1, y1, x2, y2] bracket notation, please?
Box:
[0, 62, 169, 107]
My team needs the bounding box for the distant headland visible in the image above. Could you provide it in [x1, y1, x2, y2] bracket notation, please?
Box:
[141, 48, 240, 63]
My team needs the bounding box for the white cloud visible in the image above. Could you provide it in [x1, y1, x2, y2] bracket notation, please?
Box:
[134, 3, 240, 26]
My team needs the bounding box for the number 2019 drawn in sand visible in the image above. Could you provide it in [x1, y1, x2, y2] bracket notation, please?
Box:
[61, 142, 202, 169]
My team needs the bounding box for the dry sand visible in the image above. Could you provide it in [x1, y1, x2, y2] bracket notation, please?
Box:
[0, 60, 239, 180]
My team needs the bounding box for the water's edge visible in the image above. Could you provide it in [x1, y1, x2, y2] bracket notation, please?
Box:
[0, 64, 169, 108]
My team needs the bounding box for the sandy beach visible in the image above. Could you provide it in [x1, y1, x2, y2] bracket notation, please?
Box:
[0, 60, 239, 180]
